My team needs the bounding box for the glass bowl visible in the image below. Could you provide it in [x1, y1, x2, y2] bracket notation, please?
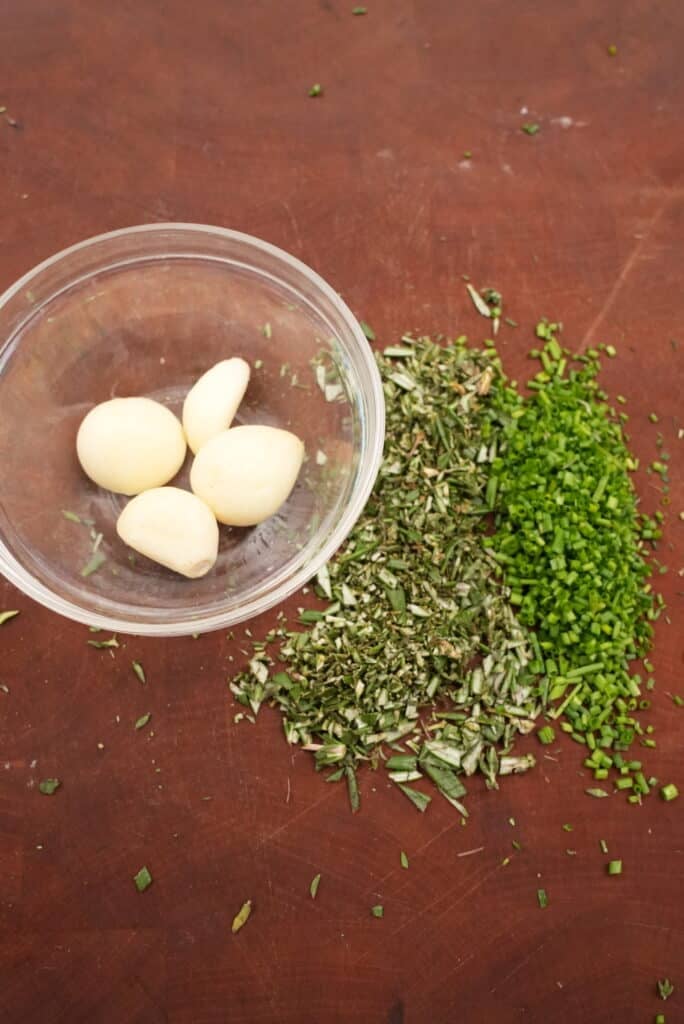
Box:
[0, 224, 384, 636]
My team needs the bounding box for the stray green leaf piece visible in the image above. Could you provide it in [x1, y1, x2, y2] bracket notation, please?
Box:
[657, 978, 674, 1001]
[371, 904, 384, 918]
[39, 778, 61, 795]
[345, 764, 360, 813]
[310, 873, 321, 899]
[537, 725, 555, 745]
[607, 43, 617, 56]
[352, 5, 367, 13]
[512, 839, 522, 851]
[400, 850, 409, 869]
[537, 888, 548, 909]
[599, 839, 608, 854]
[0, 610, 19, 626]
[62, 510, 82, 523]
[309, 83, 323, 98]
[585, 788, 610, 798]
[397, 783, 431, 813]
[607, 859, 622, 875]
[359, 320, 376, 341]
[655, 1014, 666, 1024]
[262, 322, 272, 339]
[132, 661, 146, 685]
[562, 823, 573, 832]
[521, 122, 540, 135]
[133, 865, 152, 892]
[661, 783, 679, 802]
[462, 150, 472, 159]
[135, 712, 152, 731]
[88, 635, 119, 649]
[81, 549, 106, 577]
[232, 899, 252, 933]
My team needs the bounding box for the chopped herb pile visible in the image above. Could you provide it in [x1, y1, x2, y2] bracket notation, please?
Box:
[231, 336, 539, 813]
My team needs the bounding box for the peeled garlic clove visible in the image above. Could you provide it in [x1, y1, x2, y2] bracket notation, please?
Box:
[182, 358, 250, 455]
[77, 397, 186, 496]
[190, 424, 305, 527]
[116, 487, 219, 578]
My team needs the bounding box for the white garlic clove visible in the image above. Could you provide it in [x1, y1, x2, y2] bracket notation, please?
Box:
[182, 358, 250, 455]
[190, 424, 305, 527]
[116, 487, 219, 578]
[76, 397, 186, 496]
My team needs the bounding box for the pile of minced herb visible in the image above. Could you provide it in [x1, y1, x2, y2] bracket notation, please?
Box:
[231, 321, 669, 814]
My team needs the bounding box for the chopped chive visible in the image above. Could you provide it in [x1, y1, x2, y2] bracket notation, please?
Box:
[133, 866, 152, 892]
[310, 873, 321, 899]
[61, 510, 82, 523]
[537, 725, 555, 745]
[231, 899, 252, 933]
[400, 850, 409, 869]
[132, 661, 146, 685]
[308, 83, 323, 98]
[38, 778, 61, 795]
[537, 888, 548, 909]
[81, 549, 106, 577]
[661, 784, 679, 802]
[607, 859, 622, 875]
[371, 904, 384, 918]
[586, 788, 609, 798]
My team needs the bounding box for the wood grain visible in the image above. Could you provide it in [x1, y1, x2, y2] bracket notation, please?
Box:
[0, 1, 683, 1021]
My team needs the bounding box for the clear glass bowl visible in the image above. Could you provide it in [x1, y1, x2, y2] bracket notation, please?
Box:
[0, 224, 384, 636]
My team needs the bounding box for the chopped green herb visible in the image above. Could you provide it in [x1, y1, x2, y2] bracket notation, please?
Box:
[38, 778, 61, 795]
[537, 888, 548, 909]
[262, 322, 272, 339]
[661, 783, 679, 802]
[371, 904, 384, 918]
[352, 5, 367, 13]
[0, 610, 19, 626]
[132, 661, 146, 685]
[88, 635, 119, 649]
[607, 43, 617, 56]
[133, 866, 152, 892]
[562, 824, 573, 832]
[232, 899, 252, 933]
[657, 978, 674, 1001]
[310, 873, 321, 899]
[512, 840, 522, 851]
[607, 859, 622, 875]
[308, 83, 323, 98]
[81, 549, 106, 577]
[586, 788, 610, 798]
[521, 122, 540, 135]
[397, 783, 431, 813]
[135, 712, 152, 731]
[62, 510, 82, 523]
[537, 725, 555, 745]
[462, 150, 472, 159]
[655, 1015, 666, 1024]
[465, 283, 491, 318]
[599, 839, 608, 854]
[359, 320, 376, 341]
[400, 850, 409, 869]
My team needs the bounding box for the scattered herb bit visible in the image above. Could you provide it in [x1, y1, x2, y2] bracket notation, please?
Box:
[566, 848, 577, 856]
[537, 888, 548, 909]
[308, 83, 323, 98]
[135, 713, 152, 731]
[352, 5, 367, 12]
[512, 839, 522, 851]
[400, 850, 409, 869]
[87, 635, 119, 649]
[0, 610, 19, 626]
[397, 783, 431, 813]
[607, 859, 622, 875]
[462, 150, 472, 159]
[262, 322, 272, 339]
[599, 839, 609, 854]
[81, 549, 106, 577]
[133, 866, 152, 892]
[310, 873, 321, 899]
[562, 824, 573, 832]
[465, 283, 492, 318]
[661, 783, 679, 802]
[655, 1015, 666, 1024]
[521, 122, 540, 135]
[537, 725, 555, 745]
[586, 788, 610, 799]
[62, 510, 82, 523]
[360, 320, 376, 341]
[371, 904, 384, 918]
[39, 778, 61, 795]
[657, 978, 674, 1001]
[232, 899, 252, 933]
[0, 684, 9, 694]
[607, 43, 617, 56]
[132, 661, 146, 685]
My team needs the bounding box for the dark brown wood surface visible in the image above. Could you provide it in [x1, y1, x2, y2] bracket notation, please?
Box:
[1, 2, 683, 1021]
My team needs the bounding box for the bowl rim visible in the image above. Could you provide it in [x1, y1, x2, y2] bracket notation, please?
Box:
[0, 222, 385, 635]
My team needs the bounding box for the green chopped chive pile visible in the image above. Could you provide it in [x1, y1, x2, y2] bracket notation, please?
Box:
[230, 317, 671, 816]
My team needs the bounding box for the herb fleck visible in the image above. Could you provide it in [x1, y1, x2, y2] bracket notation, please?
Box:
[0, 610, 19, 626]
[400, 850, 409, 869]
[133, 866, 152, 892]
[310, 873, 321, 899]
[371, 904, 384, 918]
[39, 778, 61, 795]
[521, 122, 541, 135]
[132, 661, 146, 685]
[232, 899, 252, 933]
[135, 712, 152, 731]
[308, 83, 323, 98]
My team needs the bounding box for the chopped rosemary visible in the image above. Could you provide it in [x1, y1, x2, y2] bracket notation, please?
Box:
[232, 899, 252, 933]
